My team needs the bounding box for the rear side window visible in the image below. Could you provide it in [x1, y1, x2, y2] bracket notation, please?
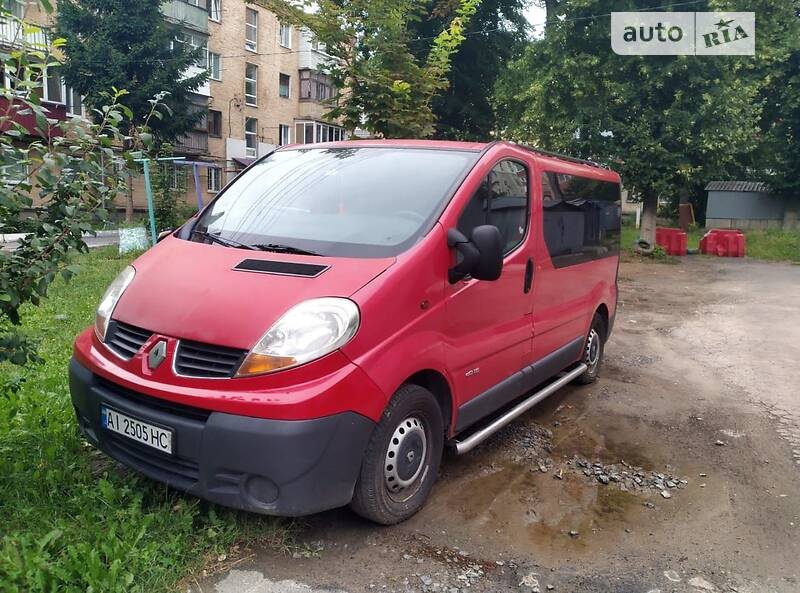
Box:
[457, 160, 529, 254]
[541, 172, 621, 268]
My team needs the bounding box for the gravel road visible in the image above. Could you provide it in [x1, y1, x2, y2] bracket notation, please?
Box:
[193, 255, 800, 593]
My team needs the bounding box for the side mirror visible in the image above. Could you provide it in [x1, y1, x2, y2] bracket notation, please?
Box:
[447, 225, 503, 283]
[469, 225, 503, 281]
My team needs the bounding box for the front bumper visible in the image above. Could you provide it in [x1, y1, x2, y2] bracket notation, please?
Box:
[69, 358, 375, 516]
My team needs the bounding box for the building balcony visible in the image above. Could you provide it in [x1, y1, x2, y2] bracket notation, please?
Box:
[161, 0, 209, 34]
[0, 15, 49, 49]
[175, 130, 209, 155]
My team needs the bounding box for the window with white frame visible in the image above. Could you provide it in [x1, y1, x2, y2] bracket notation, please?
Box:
[279, 124, 290, 146]
[245, 117, 258, 157]
[207, 50, 221, 80]
[2, 0, 24, 19]
[207, 167, 222, 192]
[279, 73, 290, 98]
[278, 23, 291, 48]
[244, 63, 257, 106]
[43, 67, 63, 103]
[245, 8, 258, 52]
[0, 155, 28, 186]
[208, 0, 221, 21]
[293, 121, 344, 145]
[66, 87, 82, 116]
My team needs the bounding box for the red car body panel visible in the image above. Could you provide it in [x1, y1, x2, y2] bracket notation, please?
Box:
[73, 139, 620, 434]
[113, 237, 394, 350]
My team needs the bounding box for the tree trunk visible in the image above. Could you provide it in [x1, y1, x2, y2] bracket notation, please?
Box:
[639, 191, 658, 249]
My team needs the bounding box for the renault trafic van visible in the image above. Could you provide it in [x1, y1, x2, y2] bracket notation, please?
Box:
[70, 140, 621, 525]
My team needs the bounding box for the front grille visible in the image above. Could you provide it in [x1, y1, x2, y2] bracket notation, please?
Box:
[105, 321, 153, 359]
[174, 340, 247, 378]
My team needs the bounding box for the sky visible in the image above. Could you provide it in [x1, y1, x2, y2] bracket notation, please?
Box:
[524, 2, 548, 37]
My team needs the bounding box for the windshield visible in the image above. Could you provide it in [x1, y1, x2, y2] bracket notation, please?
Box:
[190, 147, 479, 258]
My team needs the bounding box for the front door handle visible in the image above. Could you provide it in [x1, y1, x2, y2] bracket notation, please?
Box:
[524, 258, 533, 293]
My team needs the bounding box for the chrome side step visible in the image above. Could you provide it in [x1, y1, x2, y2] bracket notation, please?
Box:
[451, 363, 588, 455]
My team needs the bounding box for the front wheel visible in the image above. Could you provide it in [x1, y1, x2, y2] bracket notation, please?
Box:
[350, 384, 444, 525]
[574, 313, 606, 385]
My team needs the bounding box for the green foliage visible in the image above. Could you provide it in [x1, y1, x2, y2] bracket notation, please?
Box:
[494, 0, 766, 239]
[0, 249, 291, 592]
[255, 0, 481, 138]
[410, 0, 528, 140]
[745, 229, 800, 263]
[150, 152, 186, 233]
[0, 2, 166, 366]
[56, 0, 208, 143]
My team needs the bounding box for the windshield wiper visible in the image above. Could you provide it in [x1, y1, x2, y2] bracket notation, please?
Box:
[253, 243, 322, 257]
[192, 230, 257, 250]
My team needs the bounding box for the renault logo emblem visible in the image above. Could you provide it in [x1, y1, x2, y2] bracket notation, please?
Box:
[148, 340, 168, 370]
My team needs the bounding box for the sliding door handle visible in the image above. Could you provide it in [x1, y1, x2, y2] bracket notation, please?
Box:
[524, 258, 534, 293]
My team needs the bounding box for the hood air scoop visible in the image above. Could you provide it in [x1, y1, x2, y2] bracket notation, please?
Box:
[233, 258, 329, 278]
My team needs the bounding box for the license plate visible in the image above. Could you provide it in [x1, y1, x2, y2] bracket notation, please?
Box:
[101, 406, 173, 455]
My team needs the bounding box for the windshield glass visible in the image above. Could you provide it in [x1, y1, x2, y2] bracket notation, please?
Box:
[191, 147, 479, 258]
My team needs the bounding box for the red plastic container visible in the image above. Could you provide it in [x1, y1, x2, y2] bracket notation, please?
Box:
[655, 227, 688, 256]
[699, 229, 746, 257]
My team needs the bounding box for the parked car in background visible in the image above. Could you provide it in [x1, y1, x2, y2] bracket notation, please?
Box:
[69, 140, 621, 524]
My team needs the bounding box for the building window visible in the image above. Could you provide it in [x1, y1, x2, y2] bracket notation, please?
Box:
[208, 0, 221, 21]
[245, 117, 258, 157]
[208, 109, 222, 136]
[279, 124, 290, 146]
[293, 121, 344, 145]
[279, 73, 290, 98]
[299, 69, 334, 102]
[207, 167, 222, 192]
[207, 51, 221, 80]
[278, 23, 291, 48]
[43, 67, 63, 104]
[245, 8, 258, 52]
[162, 163, 187, 191]
[0, 157, 28, 186]
[66, 87, 82, 116]
[2, 0, 25, 19]
[244, 63, 257, 106]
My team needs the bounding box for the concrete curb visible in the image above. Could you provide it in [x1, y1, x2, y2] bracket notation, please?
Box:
[0, 229, 119, 243]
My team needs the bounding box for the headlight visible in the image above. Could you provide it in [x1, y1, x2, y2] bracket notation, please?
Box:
[94, 265, 135, 341]
[236, 297, 360, 377]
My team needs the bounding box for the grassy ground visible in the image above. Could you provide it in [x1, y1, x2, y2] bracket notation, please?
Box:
[621, 223, 800, 263]
[0, 248, 291, 593]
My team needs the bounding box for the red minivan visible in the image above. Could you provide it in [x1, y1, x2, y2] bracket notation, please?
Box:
[70, 140, 621, 524]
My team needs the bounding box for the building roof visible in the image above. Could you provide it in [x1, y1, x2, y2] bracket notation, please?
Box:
[705, 181, 771, 193]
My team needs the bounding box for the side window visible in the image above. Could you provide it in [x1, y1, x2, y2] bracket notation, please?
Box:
[457, 160, 529, 254]
[541, 172, 621, 268]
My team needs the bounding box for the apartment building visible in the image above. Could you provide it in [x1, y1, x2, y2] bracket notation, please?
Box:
[166, 0, 345, 208]
[3, 0, 345, 211]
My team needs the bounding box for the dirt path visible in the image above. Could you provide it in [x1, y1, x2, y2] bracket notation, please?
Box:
[194, 256, 800, 593]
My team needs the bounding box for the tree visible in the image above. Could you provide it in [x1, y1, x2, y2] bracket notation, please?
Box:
[409, 0, 528, 140]
[0, 2, 165, 372]
[254, 0, 481, 138]
[56, 0, 207, 143]
[494, 0, 763, 247]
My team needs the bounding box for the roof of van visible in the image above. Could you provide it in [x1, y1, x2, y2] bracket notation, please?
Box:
[278, 139, 618, 177]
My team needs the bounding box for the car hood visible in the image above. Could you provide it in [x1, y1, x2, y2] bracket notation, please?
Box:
[112, 237, 395, 350]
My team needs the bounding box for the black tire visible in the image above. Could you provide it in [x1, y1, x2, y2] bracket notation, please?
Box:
[574, 313, 606, 385]
[350, 383, 444, 525]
